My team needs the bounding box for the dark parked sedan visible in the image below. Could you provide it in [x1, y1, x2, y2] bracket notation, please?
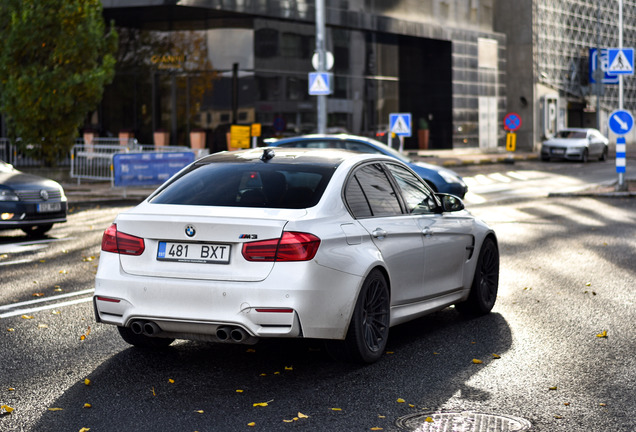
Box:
[0, 160, 67, 236]
[268, 134, 468, 198]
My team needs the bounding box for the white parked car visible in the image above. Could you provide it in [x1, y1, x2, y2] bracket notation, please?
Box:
[94, 148, 499, 363]
[540, 128, 609, 162]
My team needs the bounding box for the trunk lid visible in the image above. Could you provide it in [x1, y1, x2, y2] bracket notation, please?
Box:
[114, 204, 302, 282]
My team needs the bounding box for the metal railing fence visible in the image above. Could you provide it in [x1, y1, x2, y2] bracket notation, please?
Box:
[69, 141, 193, 184]
[0, 138, 71, 167]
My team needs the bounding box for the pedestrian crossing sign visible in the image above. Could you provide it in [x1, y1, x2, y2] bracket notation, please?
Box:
[607, 48, 634, 75]
[389, 113, 412, 137]
[308, 72, 332, 95]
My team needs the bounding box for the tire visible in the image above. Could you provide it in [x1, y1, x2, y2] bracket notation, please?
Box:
[22, 224, 53, 237]
[117, 326, 174, 348]
[581, 149, 589, 163]
[599, 146, 608, 161]
[455, 237, 499, 316]
[541, 155, 550, 162]
[326, 269, 390, 363]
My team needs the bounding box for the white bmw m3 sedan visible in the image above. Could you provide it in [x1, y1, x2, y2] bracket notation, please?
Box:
[94, 148, 499, 363]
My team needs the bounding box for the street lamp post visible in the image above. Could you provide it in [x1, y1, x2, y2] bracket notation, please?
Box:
[315, 0, 327, 134]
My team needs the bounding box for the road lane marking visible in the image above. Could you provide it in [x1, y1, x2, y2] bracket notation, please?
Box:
[0, 289, 95, 319]
[0, 296, 94, 319]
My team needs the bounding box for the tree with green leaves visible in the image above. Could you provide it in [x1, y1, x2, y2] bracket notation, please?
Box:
[0, 0, 117, 165]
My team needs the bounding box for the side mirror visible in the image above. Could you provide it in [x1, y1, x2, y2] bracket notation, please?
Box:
[437, 193, 465, 213]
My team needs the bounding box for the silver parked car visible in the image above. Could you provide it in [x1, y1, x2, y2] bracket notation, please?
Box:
[94, 148, 498, 363]
[540, 128, 609, 162]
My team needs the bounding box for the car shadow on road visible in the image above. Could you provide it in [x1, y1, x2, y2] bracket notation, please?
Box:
[31, 310, 512, 431]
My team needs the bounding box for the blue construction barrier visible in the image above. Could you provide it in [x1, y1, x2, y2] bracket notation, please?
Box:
[112, 152, 195, 187]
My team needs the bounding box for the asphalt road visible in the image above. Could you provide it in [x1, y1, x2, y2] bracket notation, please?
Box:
[1, 161, 635, 431]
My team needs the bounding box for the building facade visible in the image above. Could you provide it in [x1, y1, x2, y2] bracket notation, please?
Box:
[96, 0, 506, 151]
[495, 0, 636, 151]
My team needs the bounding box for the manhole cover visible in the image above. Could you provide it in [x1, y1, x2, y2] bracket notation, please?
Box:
[396, 411, 532, 431]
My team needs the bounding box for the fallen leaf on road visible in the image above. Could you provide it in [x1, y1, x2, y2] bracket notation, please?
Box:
[549, 386, 558, 391]
[472, 359, 483, 364]
[84, 403, 92, 408]
[1, 405, 15, 415]
[79, 428, 90, 432]
[21, 315, 34, 320]
[298, 412, 308, 418]
[253, 399, 273, 407]
[84, 379, 91, 386]
[331, 408, 342, 411]
[596, 330, 608, 338]
[425, 417, 434, 423]
[32, 293, 44, 297]
[48, 407, 64, 411]
[492, 353, 501, 359]
[397, 398, 406, 403]
[247, 422, 255, 427]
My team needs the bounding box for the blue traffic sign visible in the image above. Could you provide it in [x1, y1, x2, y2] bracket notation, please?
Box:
[589, 48, 619, 85]
[389, 113, 412, 137]
[607, 48, 634, 75]
[503, 112, 522, 131]
[608, 110, 634, 135]
[308, 72, 332, 95]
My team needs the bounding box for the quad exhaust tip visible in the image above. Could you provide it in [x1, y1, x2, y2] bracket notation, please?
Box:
[130, 320, 161, 337]
[216, 326, 249, 343]
[130, 321, 252, 343]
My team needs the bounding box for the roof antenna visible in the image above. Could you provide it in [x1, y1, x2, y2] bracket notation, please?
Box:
[261, 148, 275, 161]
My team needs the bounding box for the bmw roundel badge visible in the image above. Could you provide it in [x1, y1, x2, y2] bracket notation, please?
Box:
[185, 225, 196, 237]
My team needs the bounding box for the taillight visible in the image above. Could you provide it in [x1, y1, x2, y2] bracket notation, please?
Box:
[101, 224, 145, 256]
[242, 232, 320, 262]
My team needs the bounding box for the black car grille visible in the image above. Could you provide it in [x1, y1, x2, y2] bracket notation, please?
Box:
[15, 189, 64, 202]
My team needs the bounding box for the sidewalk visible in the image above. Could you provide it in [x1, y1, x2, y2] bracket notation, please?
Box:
[61, 147, 636, 205]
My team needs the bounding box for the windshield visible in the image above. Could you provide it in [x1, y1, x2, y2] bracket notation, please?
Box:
[556, 130, 586, 139]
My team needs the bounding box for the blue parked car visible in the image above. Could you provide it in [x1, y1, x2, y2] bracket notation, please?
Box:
[268, 134, 468, 198]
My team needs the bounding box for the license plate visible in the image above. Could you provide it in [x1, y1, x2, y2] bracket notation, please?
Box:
[551, 148, 565, 155]
[157, 241, 231, 264]
[37, 202, 62, 213]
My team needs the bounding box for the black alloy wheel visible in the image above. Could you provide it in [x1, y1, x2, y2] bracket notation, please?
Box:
[456, 237, 499, 315]
[600, 146, 608, 161]
[326, 269, 390, 363]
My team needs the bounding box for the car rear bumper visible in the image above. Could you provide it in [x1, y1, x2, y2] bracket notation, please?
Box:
[94, 253, 363, 341]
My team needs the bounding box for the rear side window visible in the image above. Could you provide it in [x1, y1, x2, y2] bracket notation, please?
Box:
[150, 163, 334, 209]
[345, 163, 402, 218]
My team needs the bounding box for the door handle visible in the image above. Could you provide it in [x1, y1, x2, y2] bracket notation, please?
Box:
[372, 228, 387, 239]
[422, 227, 433, 237]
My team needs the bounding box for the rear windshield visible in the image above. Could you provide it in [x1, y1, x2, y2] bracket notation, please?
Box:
[150, 162, 335, 209]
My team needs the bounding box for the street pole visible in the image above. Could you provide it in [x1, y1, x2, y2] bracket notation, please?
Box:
[315, 0, 327, 134]
[618, 0, 626, 191]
